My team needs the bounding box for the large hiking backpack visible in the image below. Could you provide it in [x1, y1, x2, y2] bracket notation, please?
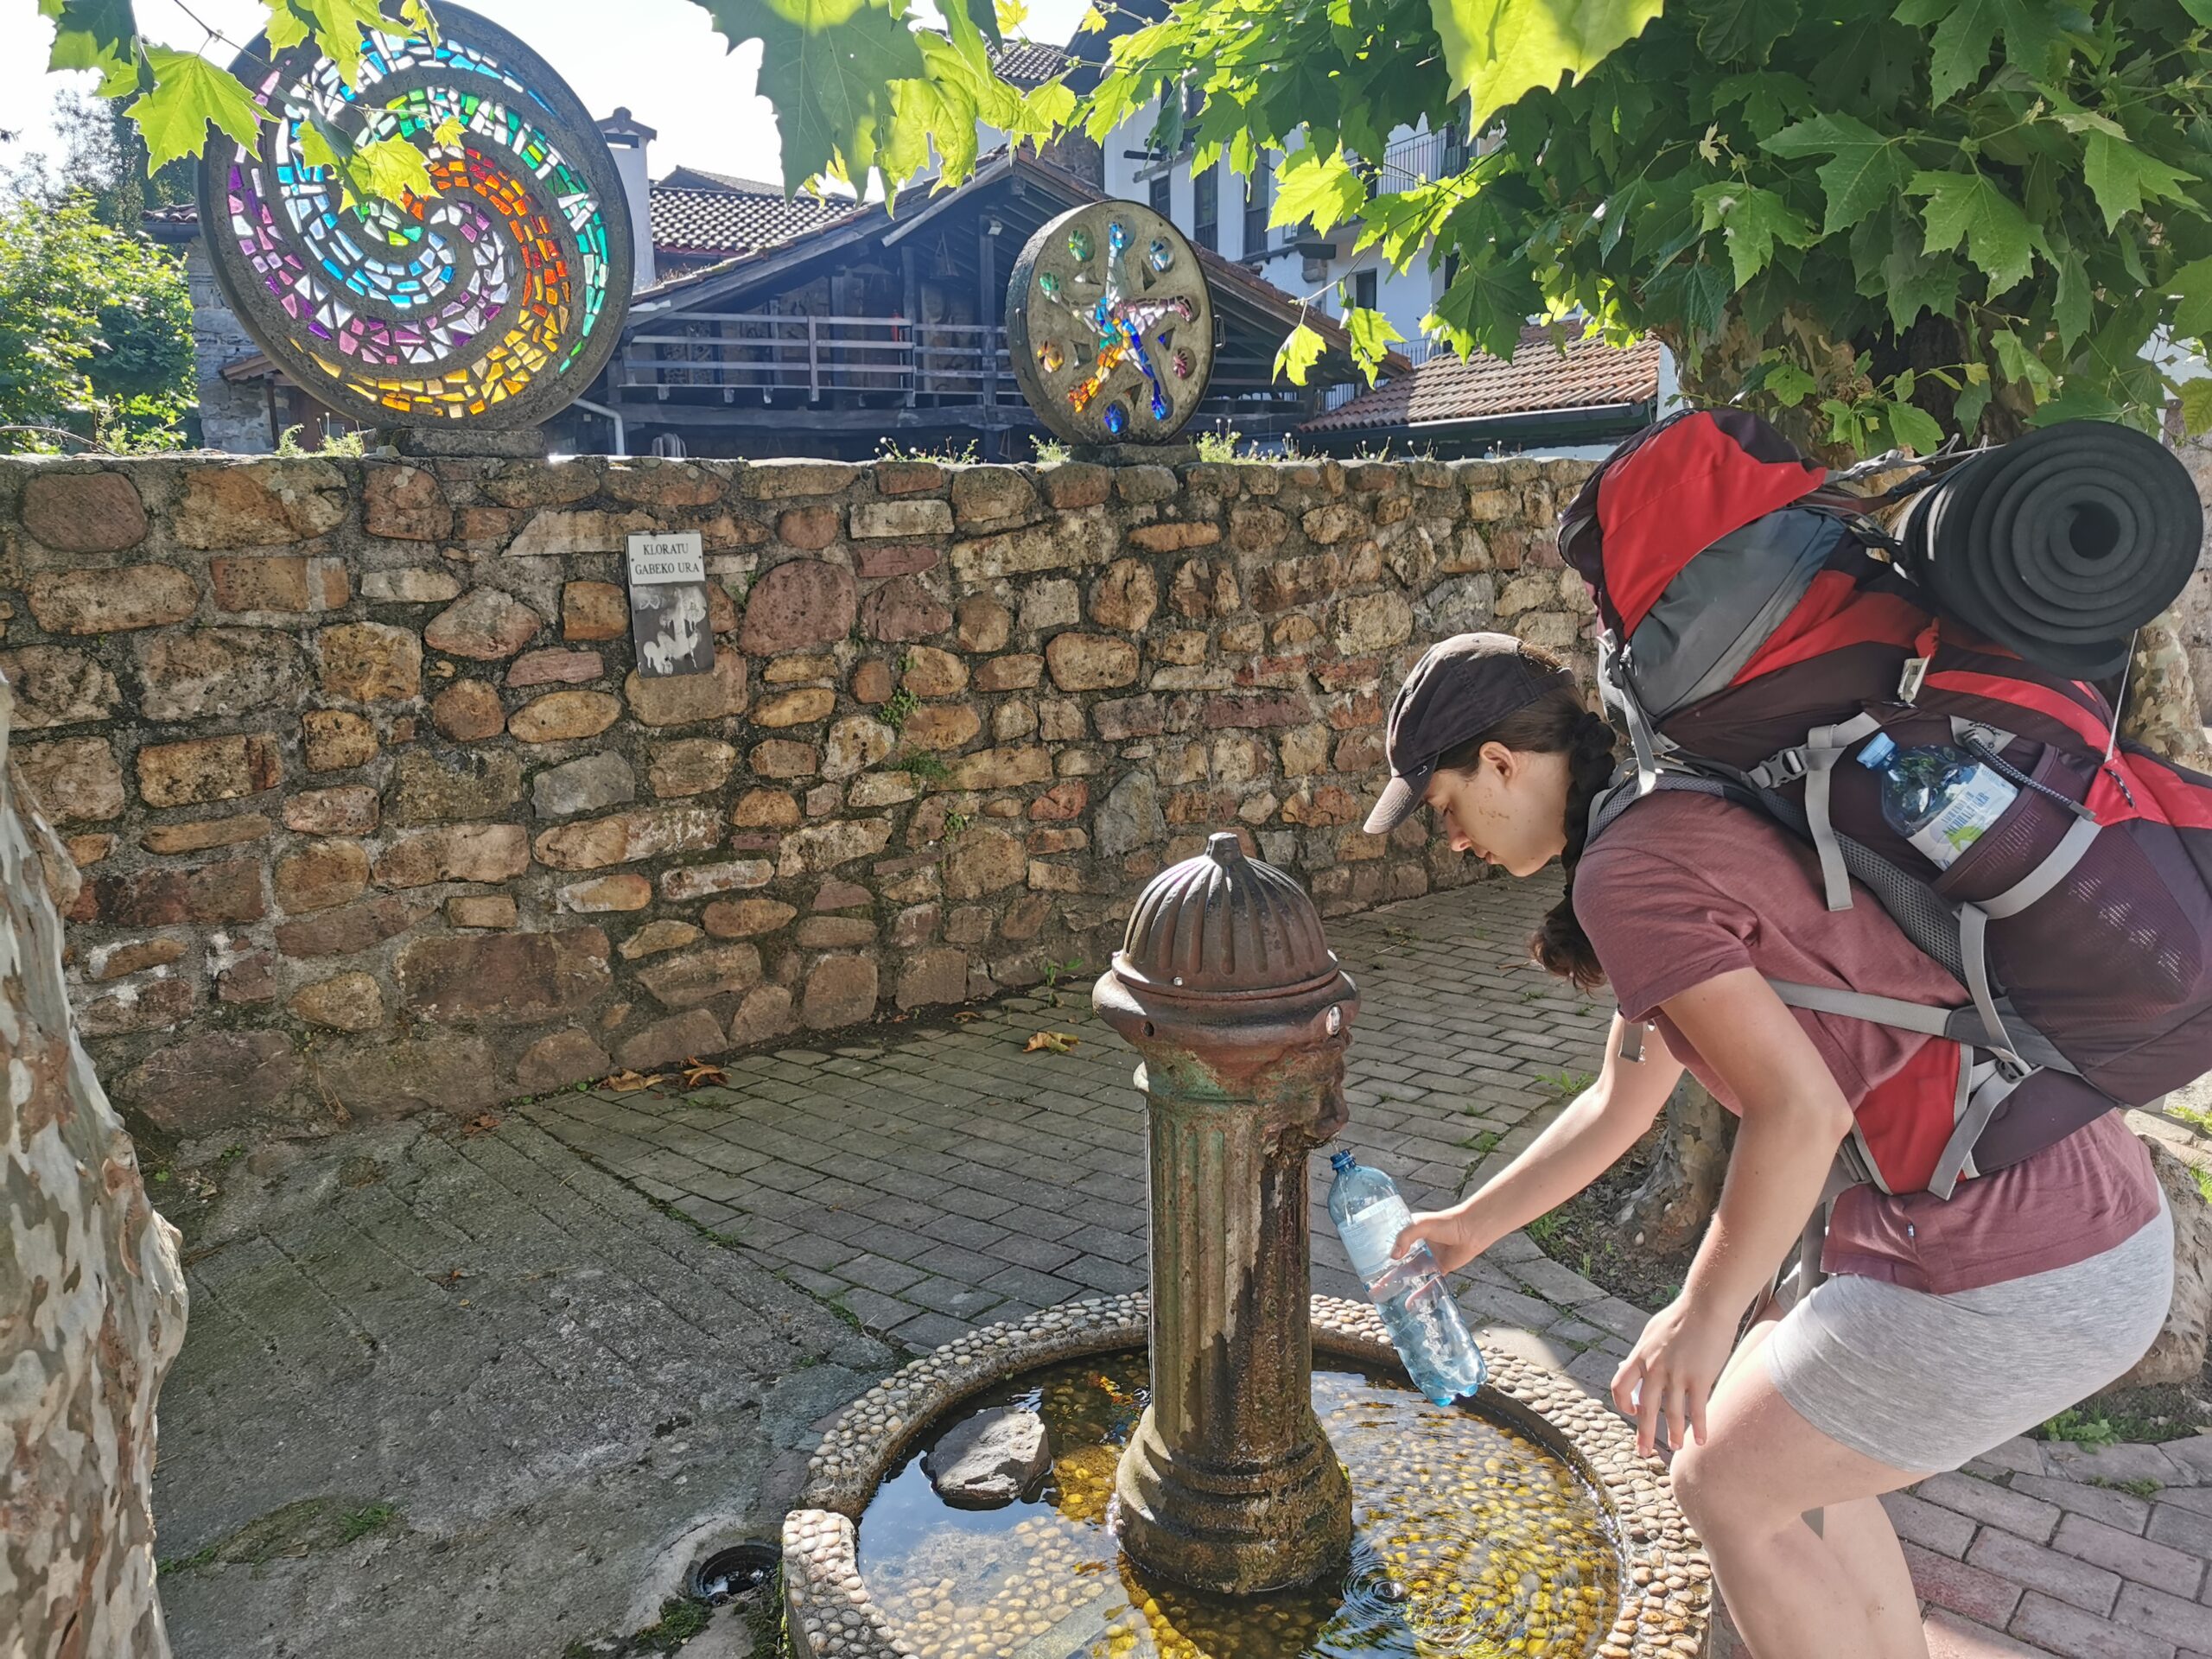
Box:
[1559, 409, 2212, 1198]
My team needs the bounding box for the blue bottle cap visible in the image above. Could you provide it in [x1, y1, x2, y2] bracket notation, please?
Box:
[1857, 732, 1896, 768]
[1329, 1149, 1356, 1173]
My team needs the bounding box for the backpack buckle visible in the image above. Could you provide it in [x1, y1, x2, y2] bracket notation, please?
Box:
[1748, 747, 1808, 788]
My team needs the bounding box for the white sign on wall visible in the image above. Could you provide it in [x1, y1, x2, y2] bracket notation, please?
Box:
[624, 531, 715, 679]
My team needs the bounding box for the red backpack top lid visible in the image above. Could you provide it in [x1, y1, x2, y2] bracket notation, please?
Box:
[1560, 408, 1827, 638]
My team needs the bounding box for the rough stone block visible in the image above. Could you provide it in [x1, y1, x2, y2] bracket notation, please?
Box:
[273, 893, 432, 957]
[563, 580, 628, 640]
[363, 464, 452, 541]
[140, 814, 270, 855]
[507, 648, 603, 688]
[749, 740, 819, 779]
[1046, 633, 1140, 691]
[92, 857, 265, 927]
[0, 646, 118, 729]
[802, 953, 879, 1028]
[636, 942, 764, 1008]
[395, 928, 612, 1022]
[29, 565, 199, 633]
[388, 750, 524, 824]
[209, 555, 346, 614]
[18, 737, 124, 823]
[126, 1030, 300, 1132]
[559, 874, 654, 912]
[448, 893, 518, 930]
[175, 460, 346, 547]
[753, 687, 836, 728]
[853, 498, 954, 538]
[703, 897, 797, 938]
[302, 709, 378, 772]
[374, 823, 530, 889]
[319, 623, 423, 702]
[532, 806, 721, 871]
[624, 653, 747, 727]
[532, 753, 635, 819]
[429, 679, 505, 741]
[898, 947, 969, 1008]
[137, 734, 283, 809]
[290, 972, 385, 1031]
[275, 841, 371, 912]
[22, 470, 147, 552]
[425, 588, 543, 659]
[137, 630, 302, 723]
[517, 1028, 611, 1090]
[740, 561, 856, 653]
[617, 1008, 728, 1071]
[776, 817, 893, 877]
[510, 690, 622, 743]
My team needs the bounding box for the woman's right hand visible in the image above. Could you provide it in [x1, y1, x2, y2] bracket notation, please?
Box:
[1391, 1200, 1493, 1277]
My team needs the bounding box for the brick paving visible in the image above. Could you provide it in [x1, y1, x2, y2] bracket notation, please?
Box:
[527, 872, 2212, 1659]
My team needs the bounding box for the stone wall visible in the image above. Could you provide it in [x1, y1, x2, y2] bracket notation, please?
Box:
[0, 452, 1592, 1137]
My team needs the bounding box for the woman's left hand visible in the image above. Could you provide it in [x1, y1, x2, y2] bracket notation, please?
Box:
[1611, 1294, 1738, 1457]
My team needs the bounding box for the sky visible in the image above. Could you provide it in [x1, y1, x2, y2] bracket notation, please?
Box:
[0, 0, 1092, 190]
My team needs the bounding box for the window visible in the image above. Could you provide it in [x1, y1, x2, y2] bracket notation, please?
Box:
[1351, 269, 1377, 312]
[1149, 169, 1172, 218]
[1192, 163, 1218, 251]
[1243, 150, 1272, 257]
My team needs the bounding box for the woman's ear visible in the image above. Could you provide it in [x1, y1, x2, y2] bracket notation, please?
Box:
[1480, 740, 1516, 781]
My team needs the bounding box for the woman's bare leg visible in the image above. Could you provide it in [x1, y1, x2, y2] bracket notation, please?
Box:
[1681, 1310, 1929, 1659]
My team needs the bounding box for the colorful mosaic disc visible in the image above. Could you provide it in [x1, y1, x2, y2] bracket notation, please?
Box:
[1005, 200, 1214, 446]
[195, 4, 632, 429]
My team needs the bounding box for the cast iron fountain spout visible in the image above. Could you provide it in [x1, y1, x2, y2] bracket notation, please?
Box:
[1091, 831, 1357, 1596]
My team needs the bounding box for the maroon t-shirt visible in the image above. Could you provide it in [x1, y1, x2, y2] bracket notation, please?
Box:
[1573, 791, 2158, 1294]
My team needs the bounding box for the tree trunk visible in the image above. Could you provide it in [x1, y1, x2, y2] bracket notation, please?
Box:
[1, 677, 188, 1658]
[2119, 609, 2212, 772]
[1610, 1070, 1735, 1258]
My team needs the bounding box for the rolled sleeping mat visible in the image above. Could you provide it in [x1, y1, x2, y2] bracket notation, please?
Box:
[1896, 420, 2201, 679]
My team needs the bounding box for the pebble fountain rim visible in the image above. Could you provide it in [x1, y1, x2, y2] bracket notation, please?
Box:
[783, 1293, 1712, 1659]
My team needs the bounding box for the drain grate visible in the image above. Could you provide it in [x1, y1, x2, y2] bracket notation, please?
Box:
[688, 1541, 782, 1606]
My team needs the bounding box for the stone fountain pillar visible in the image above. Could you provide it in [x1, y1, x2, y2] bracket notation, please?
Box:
[1091, 832, 1357, 1596]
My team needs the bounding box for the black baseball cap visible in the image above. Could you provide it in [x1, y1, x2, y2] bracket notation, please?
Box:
[1363, 633, 1575, 835]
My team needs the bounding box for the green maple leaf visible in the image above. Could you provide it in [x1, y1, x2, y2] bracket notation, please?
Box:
[2182, 0, 2212, 23]
[1693, 0, 1802, 62]
[1908, 168, 2035, 292]
[265, 3, 313, 52]
[1428, 0, 1665, 133]
[1271, 149, 1366, 238]
[299, 0, 395, 86]
[353, 135, 436, 204]
[1343, 303, 1405, 384]
[706, 0, 922, 191]
[2180, 379, 2212, 438]
[1273, 321, 1327, 386]
[39, 0, 134, 77]
[1892, 0, 2062, 105]
[2172, 256, 2212, 341]
[1761, 358, 1816, 405]
[1428, 252, 1541, 359]
[1879, 226, 1962, 334]
[2082, 131, 2198, 232]
[1884, 399, 1944, 454]
[1763, 111, 1913, 238]
[957, 0, 1001, 48]
[1693, 182, 1812, 288]
[130, 48, 267, 173]
[2052, 246, 2091, 351]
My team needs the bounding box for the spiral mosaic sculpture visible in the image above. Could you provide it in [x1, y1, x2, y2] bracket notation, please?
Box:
[196, 5, 632, 429]
[1007, 200, 1214, 445]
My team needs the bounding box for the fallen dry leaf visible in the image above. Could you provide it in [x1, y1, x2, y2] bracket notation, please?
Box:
[602, 1069, 665, 1093]
[1026, 1031, 1080, 1054]
[461, 1113, 500, 1136]
[681, 1058, 728, 1088]
[953, 1010, 982, 1022]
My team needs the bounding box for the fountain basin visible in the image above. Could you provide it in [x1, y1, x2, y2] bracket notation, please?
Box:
[784, 1294, 1711, 1659]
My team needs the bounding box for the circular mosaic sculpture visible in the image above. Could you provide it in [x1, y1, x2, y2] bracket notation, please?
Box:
[197, 5, 632, 429]
[1006, 200, 1214, 445]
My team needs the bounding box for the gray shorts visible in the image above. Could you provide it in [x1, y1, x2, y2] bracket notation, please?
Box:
[1764, 1202, 2175, 1474]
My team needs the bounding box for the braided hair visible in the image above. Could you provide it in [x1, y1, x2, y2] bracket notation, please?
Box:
[1434, 683, 1620, 992]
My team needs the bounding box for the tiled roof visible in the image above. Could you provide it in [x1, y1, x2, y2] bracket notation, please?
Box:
[658, 166, 786, 195]
[650, 184, 857, 257]
[1300, 325, 1662, 433]
[989, 40, 1071, 86]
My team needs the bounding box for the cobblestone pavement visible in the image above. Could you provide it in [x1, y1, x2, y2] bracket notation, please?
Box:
[151, 1116, 891, 1659]
[529, 871, 2212, 1659]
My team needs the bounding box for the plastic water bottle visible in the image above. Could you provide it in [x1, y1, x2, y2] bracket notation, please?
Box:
[1327, 1150, 1485, 1406]
[1855, 732, 2018, 870]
